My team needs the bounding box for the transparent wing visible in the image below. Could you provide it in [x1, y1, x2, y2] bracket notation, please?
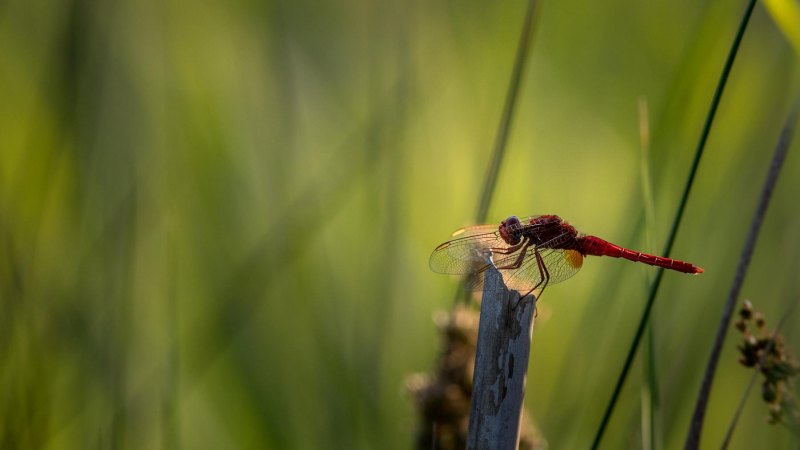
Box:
[429, 215, 562, 285]
[450, 224, 500, 237]
[500, 248, 583, 292]
[461, 223, 584, 293]
[429, 224, 509, 275]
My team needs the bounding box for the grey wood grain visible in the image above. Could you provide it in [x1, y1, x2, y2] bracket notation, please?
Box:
[467, 262, 536, 450]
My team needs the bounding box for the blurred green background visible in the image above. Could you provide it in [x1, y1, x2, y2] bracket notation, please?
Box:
[2, 0, 799, 448]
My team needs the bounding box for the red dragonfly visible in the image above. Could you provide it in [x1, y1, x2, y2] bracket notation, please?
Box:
[430, 215, 703, 299]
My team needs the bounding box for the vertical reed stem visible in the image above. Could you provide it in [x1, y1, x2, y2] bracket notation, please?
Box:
[474, 0, 539, 224]
[590, 1, 757, 446]
[684, 101, 799, 450]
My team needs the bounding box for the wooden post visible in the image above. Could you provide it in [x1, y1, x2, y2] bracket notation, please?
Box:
[467, 261, 537, 450]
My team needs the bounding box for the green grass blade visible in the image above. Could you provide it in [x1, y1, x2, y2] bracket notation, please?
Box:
[474, 0, 540, 224]
[638, 97, 658, 450]
[590, 0, 759, 447]
[454, 0, 541, 306]
[685, 99, 800, 450]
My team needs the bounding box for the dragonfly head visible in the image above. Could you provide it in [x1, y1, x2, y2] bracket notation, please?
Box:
[499, 216, 523, 245]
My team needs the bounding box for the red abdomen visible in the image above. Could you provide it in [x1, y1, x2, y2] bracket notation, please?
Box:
[579, 236, 703, 274]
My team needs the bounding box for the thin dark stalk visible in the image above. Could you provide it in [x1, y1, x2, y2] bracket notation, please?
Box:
[643, 325, 658, 450]
[720, 366, 760, 450]
[474, 0, 539, 224]
[684, 101, 800, 450]
[454, 0, 540, 306]
[719, 297, 800, 450]
[163, 240, 181, 450]
[590, 1, 757, 447]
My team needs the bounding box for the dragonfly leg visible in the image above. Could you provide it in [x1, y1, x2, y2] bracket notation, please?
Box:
[489, 238, 526, 255]
[520, 247, 546, 296]
[469, 243, 526, 292]
[533, 250, 550, 317]
[517, 248, 550, 315]
[536, 249, 551, 293]
[495, 239, 530, 270]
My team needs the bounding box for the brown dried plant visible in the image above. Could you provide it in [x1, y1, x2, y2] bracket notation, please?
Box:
[735, 300, 800, 434]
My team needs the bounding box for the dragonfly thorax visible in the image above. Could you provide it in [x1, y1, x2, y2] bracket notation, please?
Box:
[529, 216, 579, 248]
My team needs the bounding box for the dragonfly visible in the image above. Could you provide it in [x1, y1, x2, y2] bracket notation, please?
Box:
[430, 215, 703, 299]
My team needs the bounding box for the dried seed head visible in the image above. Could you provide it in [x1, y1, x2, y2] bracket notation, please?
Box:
[735, 300, 800, 430]
[768, 404, 783, 424]
[755, 312, 766, 329]
[762, 380, 778, 403]
[740, 300, 753, 319]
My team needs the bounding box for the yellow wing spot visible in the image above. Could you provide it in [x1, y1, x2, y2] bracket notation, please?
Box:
[451, 228, 466, 237]
[564, 250, 584, 269]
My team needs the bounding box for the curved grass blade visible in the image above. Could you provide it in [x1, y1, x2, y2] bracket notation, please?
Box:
[638, 97, 659, 450]
[474, 0, 540, 225]
[590, 0, 759, 447]
[454, 0, 541, 306]
[685, 99, 800, 450]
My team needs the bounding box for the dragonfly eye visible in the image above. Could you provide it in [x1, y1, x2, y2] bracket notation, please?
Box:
[504, 216, 521, 228]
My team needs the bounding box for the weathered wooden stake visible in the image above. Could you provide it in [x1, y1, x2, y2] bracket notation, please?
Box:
[467, 261, 537, 450]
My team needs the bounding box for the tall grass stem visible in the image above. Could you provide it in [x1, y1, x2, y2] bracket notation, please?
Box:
[455, 0, 540, 306]
[474, 0, 539, 224]
[638, 97, 659, 450]
[590, 0, 758, 447]
[684, 100, 799, 450]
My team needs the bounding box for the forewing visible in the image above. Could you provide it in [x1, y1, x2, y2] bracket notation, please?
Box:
[457, 243, 531, 291]
[429, 226, 508, 275]
[450, 224, 499, 237]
